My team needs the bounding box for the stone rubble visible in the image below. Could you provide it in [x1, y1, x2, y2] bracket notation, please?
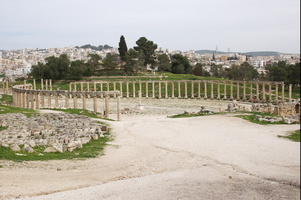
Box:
[0, 113, 106, 153]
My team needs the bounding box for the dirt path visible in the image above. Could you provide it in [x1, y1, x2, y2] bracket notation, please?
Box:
[0, 110, 300, 199]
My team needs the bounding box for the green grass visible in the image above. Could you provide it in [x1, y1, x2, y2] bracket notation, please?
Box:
[0, 104, 37, 117]
[278, 130, 300, 142]
[169, 111, 217, 118]
[0, 135, 110, 161]
[0, 94, 13, 105]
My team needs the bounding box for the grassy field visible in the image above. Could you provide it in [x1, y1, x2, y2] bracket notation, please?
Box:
[278, 130, 300, 142]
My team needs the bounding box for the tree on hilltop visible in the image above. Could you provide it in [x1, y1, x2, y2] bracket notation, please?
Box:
[134, 37, 158, 68]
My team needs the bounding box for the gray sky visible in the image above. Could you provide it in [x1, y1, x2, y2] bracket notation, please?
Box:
[0, 0, 300, 53]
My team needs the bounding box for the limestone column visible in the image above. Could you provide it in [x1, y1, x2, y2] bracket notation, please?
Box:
[256, 83, 259, 101]
[152, 81, 155, 98]
[65, 94, 70, 109]
[172, 81, 175, 98]
[94, 82, 96, 91]
[210, 82, 214, 99]
[45, 79, 48, 90]
[223, 81, 227, 100]
[69, 83, 72, 91]
[49, 79, 52, 91]
[184, 82, 188, 99]
[158, 82, 162, 98]
[289, 84, 292, 102]
[249, 83, 253, 100]
[55, 94, 59, 109]
[93, 96, 97, 112]
[113, 82, 117, 98]
[48, 93, 52, 108]
[41, 79, 44, 90]
[22, 91, 26, 108]
[119, 82, 123, 98]
[165, 81, 168, 99]
[83, 95, 87, 110]
[262, 83, 266, 101]
[178, 82, 181, 98]
[275, 84, 279, 103]
[35, 93, 40, 109]
[191, 82, 194, 98]
[33, 79, 36, 90]
[74, 95, 78, 109]
[87, 83, 90, 92]
[126, 81, 129, 98]
[204, 81, 208, 99]
[26, 92, 30, 109]
[31, 92, 34, 109]
[117, 95, 121, 121]
[217, 82, 220, 99]
[81, 82, 84, 91]
[146, 81, 149, 98]
[41, 93, 45, 108]
[105, 95, 109, 118]
[100, 82, 103, 98]
[243, 82, 246, 100]
[198, 81, 201, 98]
[236, 82, 240, 100]
[268, 83, 272, 102]
[281, 84, 285, 102]
[133, 82, 136, 98]
[6, 80, 9, 94]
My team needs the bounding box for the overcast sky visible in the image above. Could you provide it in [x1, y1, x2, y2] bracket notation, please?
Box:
[0, 0, 300, 53]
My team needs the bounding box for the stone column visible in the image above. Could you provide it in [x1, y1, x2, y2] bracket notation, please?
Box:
[48, 93, 52, 108]
[249, 83, 253, 101]
[236, 82, 240, 100]
[105, 95, 109, 118]
[243, 82, 246, 100]
[281, 84, 285, 102]
[184, 81, 188, 99]
[289, 84, 292, 102]
[41, 93, 45, 108]
[146, 81, 149, 98]
[45, 79, 48, 90]
[81, 82, 84, 91]
[26, 92, 30, 109]
[171, 81, 175, 98]
[262, 83, 266, 101]
[178, 82, 181, 98]
[210, 82, 214, 99]
[107, 82, 110, 92]
[126, 82, 129, 98]
[133, 82, 136, 98]
[87, 83, 90, 92]
[268, 83, 272, 102]
[165, 81, 168, 99]
[117, 95, 121, 121]
[204, 81, 208, 99]
[35, 93, 40, 109]
[83, 95, 87, 110]
[217, 82, 220, 99]
[6, 80, 9, 94]
[55, 94, 59, 109]
[191, 82, 194, 98]
[113, 82, 116, 98]
[158, 81, 162, 98]
[198, 81, 201, 98]
[152, 81, 155, 98]
[93, 96, 97, 112]
[33, 79, 36, 90]
[94, 82, 96, 91]
[22, 91, 26, 108]
[41, 78, 44, 90]
[49, 79, 52, 91]
[119, 82, 123, 98]
[223, 82, 227, 100]
[69, 83, 72, 91]
[74, 95, 78, 109]
[100, 82, 103, 98]
[275, 84, 279, 103]
[256, 83, 259, 101]
[65, 94, 69, 109]
[31, 92, 34, 109]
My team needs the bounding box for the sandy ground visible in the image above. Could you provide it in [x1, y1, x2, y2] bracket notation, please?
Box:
[0, 99, 300, 200]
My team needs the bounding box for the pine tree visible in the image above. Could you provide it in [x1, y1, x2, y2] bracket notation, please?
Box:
[118, 35, 128, 61]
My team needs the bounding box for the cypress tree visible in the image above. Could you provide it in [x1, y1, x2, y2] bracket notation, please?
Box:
[118, 35, 128, 61]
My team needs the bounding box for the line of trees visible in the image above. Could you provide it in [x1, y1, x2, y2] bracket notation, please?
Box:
[30, 35, 300, 88]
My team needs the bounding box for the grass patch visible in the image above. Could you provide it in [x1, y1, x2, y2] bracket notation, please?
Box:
[169, 110, 218, 118]
[278, 130, 300, 142]
[0, 104, 37, 117]
[0, 94, 13, 105]
[0, 135, 111, 161]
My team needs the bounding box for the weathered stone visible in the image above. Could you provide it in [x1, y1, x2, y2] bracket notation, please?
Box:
[23, 144, 34, 153]
[44, 147, 57, 153]
[11, 144, 21, 151]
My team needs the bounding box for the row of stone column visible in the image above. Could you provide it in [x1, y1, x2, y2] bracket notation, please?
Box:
[70, 81, 291, 102]
[1, 80, 10, 94]
[12, 85, 121, 121]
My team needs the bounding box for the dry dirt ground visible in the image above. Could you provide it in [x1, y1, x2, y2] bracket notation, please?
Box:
[0, 99, 300, 200]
